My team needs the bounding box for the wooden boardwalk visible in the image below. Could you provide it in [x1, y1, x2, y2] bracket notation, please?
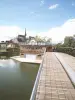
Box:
[35, 52, 75, 100]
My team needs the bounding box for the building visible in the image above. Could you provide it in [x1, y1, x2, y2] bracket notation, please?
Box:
[7, 43, 20, 57]
[0, 41, 7, 52]
[17, 28, 27, 42]
[0, 41, 20, 59]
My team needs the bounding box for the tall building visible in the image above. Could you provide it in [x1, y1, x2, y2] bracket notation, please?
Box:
[17, 28, 27, 42]
[24, 28, 27, 42]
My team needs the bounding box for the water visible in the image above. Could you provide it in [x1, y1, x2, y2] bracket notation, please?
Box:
[0, 59, 39, 100]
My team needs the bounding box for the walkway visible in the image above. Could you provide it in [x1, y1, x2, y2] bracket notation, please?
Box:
[55, 52, 75, 71]
[35, 52, 75, 100]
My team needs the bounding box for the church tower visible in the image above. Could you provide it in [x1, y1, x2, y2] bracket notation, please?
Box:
[24, 28, 27, 42]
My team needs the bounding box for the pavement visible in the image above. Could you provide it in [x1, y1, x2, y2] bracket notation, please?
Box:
[55, 52, 75, 71]
[35, 52, 75, 100]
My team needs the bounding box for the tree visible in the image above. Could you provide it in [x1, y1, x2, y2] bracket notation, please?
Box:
[55, 42, 62, 48]
[35, 36, 52, 45]
[46, 38, 52, 45]
[35, 35, 42, 45]
[64, 36, 74, 47]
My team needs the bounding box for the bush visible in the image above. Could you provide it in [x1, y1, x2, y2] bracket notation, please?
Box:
[56, 47, 75, 57]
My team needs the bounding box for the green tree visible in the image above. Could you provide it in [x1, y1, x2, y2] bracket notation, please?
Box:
[64, 36, 74, 47]
[35, 35, 42, 45]
[46, 38, 52, 45]
[35, 36, 51, 45]
[55, 42, 62, 48]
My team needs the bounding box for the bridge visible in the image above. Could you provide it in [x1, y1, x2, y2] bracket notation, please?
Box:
[30, 52, 75, 100]
[20, 44, 52, 55]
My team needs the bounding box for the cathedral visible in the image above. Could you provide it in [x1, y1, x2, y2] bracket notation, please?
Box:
[17, 28, 35, 44]
[17, 28, 27, 42]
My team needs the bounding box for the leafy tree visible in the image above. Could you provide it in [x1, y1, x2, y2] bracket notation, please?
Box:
[35, 35, 51, 45]
[55, 42, 62, 48]
[46, 38, 52, 45]
[64, 36, 74, 47]
[35, 35, 42, 45]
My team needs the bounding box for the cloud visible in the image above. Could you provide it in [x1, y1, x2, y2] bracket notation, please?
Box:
[30, 11, 35, 16]
[0, 19, 75, 43]
[39, 19, 75, 43]
[49, 4, 59, 10]
[72, 2, 75, 6]
[30, 11, 35, 14]
[30, 11, 40, 17]
[40, 0, 44, 6]
[0, 26, 37, 41]
[0, 26, 24, 41]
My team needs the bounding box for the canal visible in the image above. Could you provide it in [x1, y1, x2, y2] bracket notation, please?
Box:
[0, 58, 40, 100]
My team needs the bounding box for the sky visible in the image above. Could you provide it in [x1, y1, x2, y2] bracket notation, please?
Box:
[0, 0, 75, 43]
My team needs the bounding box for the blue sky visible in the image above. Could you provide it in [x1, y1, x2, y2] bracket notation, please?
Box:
[0, 0, 75, 42]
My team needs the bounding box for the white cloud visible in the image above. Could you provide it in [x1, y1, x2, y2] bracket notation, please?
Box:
[49, 4, 59, 10]
[39, 19, 75, 43]
[0, 26, 20, 41]
[0, 26, 36, 41]
[72, 2, 75, 6]
[30, 11, 40, 17]
[40, 0, 44, 6]
[30, 11, 35, 14]
[0, 18, 75, 43]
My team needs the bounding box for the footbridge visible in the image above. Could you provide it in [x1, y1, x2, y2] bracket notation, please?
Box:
[30, 52, 75, 100]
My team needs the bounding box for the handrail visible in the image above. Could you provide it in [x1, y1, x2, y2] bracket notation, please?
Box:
[30, 50, 46, 100]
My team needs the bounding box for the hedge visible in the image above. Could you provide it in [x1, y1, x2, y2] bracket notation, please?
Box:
[55, 47, 75, 57]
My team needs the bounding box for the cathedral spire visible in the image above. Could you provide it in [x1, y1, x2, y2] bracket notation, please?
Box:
[25, 28, 27, 37]
[24, 28, 27, 42]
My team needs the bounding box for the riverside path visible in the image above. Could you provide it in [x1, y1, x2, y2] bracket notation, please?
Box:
[35, 52, 75, 100]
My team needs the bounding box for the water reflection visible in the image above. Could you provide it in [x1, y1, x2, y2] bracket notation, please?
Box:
[0, 59, 18, 68]
[0, 59, 39, 100]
